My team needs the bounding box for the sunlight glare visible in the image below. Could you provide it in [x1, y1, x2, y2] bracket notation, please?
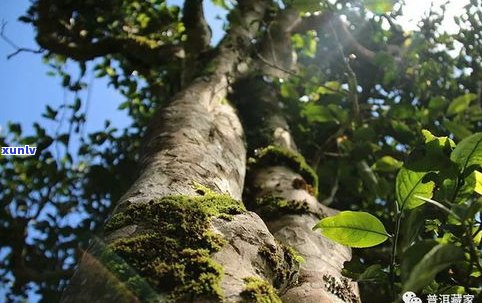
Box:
[397, 0, 470, 33]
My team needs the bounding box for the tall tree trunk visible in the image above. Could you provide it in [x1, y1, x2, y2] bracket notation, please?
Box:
[60, 1, 359, 302]
[60, 2, 300, 302]
[234, 78, 360, 303]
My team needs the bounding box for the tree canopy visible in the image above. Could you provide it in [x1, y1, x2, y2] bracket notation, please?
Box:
[1, 0, 482, 302]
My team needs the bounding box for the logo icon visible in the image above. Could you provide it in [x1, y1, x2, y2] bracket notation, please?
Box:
[403, 291, 422, 303]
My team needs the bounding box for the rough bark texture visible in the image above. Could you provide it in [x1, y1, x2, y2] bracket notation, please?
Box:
[235, 78, 360, 303]
[60, 1, 301, 302]
[59, 1, 360, 302]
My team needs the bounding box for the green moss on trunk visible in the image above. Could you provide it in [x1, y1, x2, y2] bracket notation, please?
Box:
[100, 190, 245, 302]
[252, 195, 310, 219]
[240, 277, 282, 303]
[258, 242, 301, 289]
[249, 145, 319, 196]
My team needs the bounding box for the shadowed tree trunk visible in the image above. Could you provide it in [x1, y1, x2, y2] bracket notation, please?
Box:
[234, 78, 359, 303]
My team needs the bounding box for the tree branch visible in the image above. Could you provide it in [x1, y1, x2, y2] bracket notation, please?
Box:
[182, 0, 211, 54]
[257, 8, 303, 77]
[294, 12, 377, 62]
[35, 0, 182, 64]
[332, 17, 376, 61]
[0, 21, 42, 59]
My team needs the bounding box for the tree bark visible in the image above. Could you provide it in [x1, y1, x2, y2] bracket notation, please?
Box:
[60, 2, 359, 302]
[234, 78, 360, 303]
[60, 1, 301, 302]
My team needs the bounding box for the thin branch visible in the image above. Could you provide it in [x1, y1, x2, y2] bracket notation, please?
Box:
[256, 52, 298, 77]
[0, 21, 43, 59]
[256, 51, 349, 100]
[294, 13, 377, 62]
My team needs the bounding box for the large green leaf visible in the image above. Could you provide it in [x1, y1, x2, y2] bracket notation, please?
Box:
[313, 211, 388, 248]
[396, 167, 435, 210]
[402, 242, 464, 292]
[450, 132, 482, 174]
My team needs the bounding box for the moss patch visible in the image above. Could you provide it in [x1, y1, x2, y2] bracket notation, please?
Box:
[249, 145, 319, 196]
[101, 190, 246, 302]
[285, 246, 305, 265]
[253, 195, 310, 219]
[241, 277, 282, 303]
[259, 242, 301, 289]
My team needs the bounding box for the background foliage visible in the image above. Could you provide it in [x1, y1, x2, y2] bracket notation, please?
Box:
[0, 0, 481, 302]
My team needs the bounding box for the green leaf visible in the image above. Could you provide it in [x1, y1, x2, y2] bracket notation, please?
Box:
[399, 208, 426, 252]
[211, 0, 229, 9]
[363, 0, 396, 14]
[443, 120, 472, 140]
[449, 170, 482, 204]
[291, 0, 321, 12]
[401, 240, 437, 282]
[8, 123, 22, 136]
[446, 93, 477, 116]
[358, 264, 389, 283]
[421, 129, 455, 148]
[301, 103, 338, 124]
[414, 196, 461, 221]
[118, 101, 130, 110]
[396, 167, 435, 210]
[73, 98, 81, 112]
[318, 81, 341, 95]
[57, 134, 70, 147]
[428, 96, 448, 113]
[372, 156, 403, 172]
[402, 242, 464, 292]
[450, 132, 482, 174]
[408, 129, 456, 171]
[313, 211, 389, 248]
[475, 170, 482, 195]
[390, 120, 412, 143]
[42, 105, 58, 121]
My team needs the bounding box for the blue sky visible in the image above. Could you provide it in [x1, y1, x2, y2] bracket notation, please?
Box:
[0, 0, 130, 139]
[0, 0, 226, 140]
